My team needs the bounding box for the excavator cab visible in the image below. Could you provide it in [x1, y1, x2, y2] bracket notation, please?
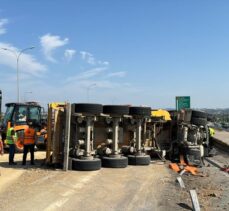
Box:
[1, 102, 45, 151]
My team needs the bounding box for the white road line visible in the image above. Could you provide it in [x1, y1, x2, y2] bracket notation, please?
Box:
[44, 198, 69, 211]
[61, 171, 99, 197]
[45, 171, 99, 210]
[30, 174, 56, 185]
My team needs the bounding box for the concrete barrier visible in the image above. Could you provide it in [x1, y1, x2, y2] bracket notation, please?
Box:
[213, 130, 229, 153]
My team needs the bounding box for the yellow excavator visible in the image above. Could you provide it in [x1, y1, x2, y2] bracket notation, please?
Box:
[0, 102, 47, 152]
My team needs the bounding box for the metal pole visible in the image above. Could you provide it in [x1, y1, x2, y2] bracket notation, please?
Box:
[136, 120, 142, 154]
[46, 104, 52, 164]
[17, 56, 19, 102]
[16, 47, 35, 102]
[63, 103, 71, 171]
[112, 118, 119, 156]
[85, 117, 92, 157]
[0, 47, 35, 102]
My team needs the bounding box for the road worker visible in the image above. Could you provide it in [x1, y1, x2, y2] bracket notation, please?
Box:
[209, 127, 215, 137]
[6, 123, 17, 165]
[208, 127, 216, 156]
[22, 121, 36, 165]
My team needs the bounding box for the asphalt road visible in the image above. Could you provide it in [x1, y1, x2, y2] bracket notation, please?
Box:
[0, 152, 174, 211]
[0, 151, 228, 211]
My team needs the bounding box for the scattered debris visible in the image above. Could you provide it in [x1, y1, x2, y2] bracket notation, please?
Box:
[184, 165, 198, 175]
[169, 162, 198, 175]
[208, 193, 217, 197]
[176, 176, 185, 188]
[221, 165, 229, 173]
[179, 169, 186, 176]
[189, 189, 201, 211]
[169, 163, 180, 173]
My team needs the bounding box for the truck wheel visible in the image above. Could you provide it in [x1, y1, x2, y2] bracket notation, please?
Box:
[129, 107, 151, 117]
[72, 103, 103, 115]
[191, 117, 207, 126]
[128, 155, 151, 165]
[72, 158, 101, 171]
[102, 156, 128, 168]
[192, 110, 207, 118]
[103, 105, 129, 115]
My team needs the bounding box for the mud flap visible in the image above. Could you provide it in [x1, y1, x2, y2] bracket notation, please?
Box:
[184, 147, 202, 167]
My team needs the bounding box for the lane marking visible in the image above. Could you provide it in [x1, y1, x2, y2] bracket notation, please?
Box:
[61, 171, 99, 197]
[44, 198, 69, 211]
[44, 171, 99, 210]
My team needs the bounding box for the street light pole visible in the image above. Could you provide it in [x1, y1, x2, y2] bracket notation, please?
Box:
[0, 46, 35, 102]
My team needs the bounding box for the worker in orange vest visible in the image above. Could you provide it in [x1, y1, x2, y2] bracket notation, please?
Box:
[22, 122, 36, 165]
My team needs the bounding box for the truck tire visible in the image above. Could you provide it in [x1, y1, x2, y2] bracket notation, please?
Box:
[103, 105, 129, 115]
[129, 107, 151, 117]
[192, 110, 207, 118]
[72, 103, 103, 115]
[191, 117, 207, 126]
[102, 156, 128, 168]
[72, 158, 101, 171]
[128, 155, 151, 165]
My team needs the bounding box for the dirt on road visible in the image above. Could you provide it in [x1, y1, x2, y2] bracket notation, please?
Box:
[0, 151, 228, 211]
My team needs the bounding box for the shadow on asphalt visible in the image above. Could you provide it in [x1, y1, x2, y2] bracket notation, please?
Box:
[0, 158, 47, 169]
[177, 203, 192, 210]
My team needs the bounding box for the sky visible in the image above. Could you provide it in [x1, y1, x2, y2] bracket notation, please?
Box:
[0, 0, 229, 110]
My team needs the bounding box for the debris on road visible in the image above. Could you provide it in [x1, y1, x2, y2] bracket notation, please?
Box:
[189, 189, 201, 211]
[176, 176, 185, 188]
[221, 165, 229, 173]
[169, 162, 199, 176]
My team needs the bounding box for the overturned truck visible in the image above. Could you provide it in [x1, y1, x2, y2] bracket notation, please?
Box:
[46, 103, 213, 171]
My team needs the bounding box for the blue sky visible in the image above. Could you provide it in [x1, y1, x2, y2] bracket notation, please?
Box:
[0, 0, 229, 109]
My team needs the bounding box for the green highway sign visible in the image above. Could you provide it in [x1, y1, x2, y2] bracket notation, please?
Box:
[176, 96, 191, 110]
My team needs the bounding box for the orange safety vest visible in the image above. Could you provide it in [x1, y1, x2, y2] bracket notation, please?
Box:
[23, 128, 35, 145]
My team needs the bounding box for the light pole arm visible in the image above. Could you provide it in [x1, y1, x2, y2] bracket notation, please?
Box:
[0, 46, 35, 102]
[16, 47, 35, 102]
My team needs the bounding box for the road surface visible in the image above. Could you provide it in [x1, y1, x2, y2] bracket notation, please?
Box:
[0, 151, 228, 211]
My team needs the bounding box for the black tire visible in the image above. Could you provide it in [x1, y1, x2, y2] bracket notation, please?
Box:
[72, 103, 103, 115]
[121, 146, 130, 156]
[128, 155, 151, 165]
[191, 117, 208, 126]
[72, 158, 101, 171]
[192, 110, 207, 118]
[102, 156, 128, 168]
[129, 107, 151, 117]
[103, 105, 129, 115]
